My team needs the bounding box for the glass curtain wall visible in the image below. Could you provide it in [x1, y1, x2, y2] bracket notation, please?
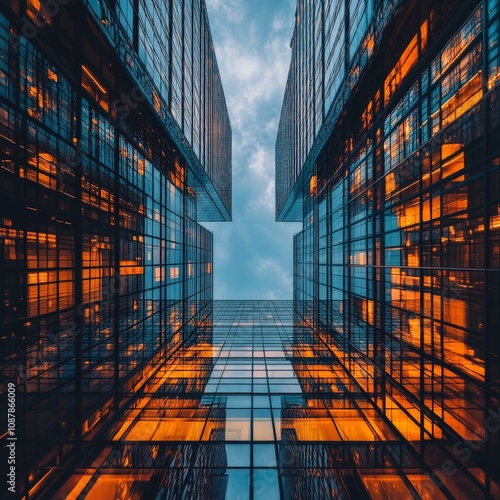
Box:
[0, 0, 230, 497]
[277, 0, 500, 497]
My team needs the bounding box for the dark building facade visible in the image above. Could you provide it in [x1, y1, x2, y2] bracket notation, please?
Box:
[54, 320, 229, 499]
[0, 0, 231, 497]
[277, 0, 500, 497]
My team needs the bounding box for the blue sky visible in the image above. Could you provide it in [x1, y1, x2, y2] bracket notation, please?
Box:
[204, 0, 301, 300]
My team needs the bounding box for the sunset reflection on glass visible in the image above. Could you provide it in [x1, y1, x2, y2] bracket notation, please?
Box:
[53, 300, 498, 499]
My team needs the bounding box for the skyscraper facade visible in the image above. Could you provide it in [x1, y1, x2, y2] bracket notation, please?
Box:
[0, 0, 231, 496]
[276, 0, 500, 496]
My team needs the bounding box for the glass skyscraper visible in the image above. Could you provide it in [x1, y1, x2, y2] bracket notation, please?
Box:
[0, 0, 230, 497]
[2, 0, 500, 498]
[276, 0, 500, 497]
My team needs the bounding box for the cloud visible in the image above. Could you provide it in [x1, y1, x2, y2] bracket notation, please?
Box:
[204, 0, 301, 300]
[205, 0, 246, 24]
[254, 257, 294, 300]
[246, 146, 276, 213]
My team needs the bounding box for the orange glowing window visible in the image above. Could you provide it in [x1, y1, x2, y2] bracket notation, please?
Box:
[47, 68, 58, 82]
[120, 261, 144, 275]
[154, 267, 164, 282]
[170, 267, 179, 280]
[364, 33, 375, 55]
[350, 166, 364, 195]
[490, 214, 500, 230]
[441, 73, 483, 128]
[488, 67, 500, 90]
[442, 144, 461, 160]
[398, 202, 420, 228]
[27, 0, 52, 26]
[362, 300, 375, 326]
[81, 65, 109, 111]
[420, 17, 428, 49]
[24, 151, 60, 190]
[309, 175, 317, 196]
[362, 100, 373, 130]
[384, 21, 428, 105]
[138, 158, 145, 176]
[170, 159, 185, 189]
[385, 172, 396, 196]
[27, 269, 74, 317]
[152, 90, 162, 114]
[207, 262, 212, 274]
[441, 146, 464, 181]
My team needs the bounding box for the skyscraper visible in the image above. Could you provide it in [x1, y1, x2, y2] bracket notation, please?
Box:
[276, 0, 500, 496]
[0, 0, 231, 496]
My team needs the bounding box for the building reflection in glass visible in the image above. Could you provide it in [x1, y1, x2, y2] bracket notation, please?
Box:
[276, 0, 500, 498]
[55, 301, 298, 500]
[55, 319, 230, 500]
[0, 0, 230, 497]
[14, 298, 499, 499]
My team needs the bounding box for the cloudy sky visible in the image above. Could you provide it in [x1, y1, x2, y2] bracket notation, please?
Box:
[204, 0, 301, 300]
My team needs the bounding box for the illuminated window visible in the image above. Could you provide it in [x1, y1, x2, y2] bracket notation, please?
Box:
[81, 65, 109, 111]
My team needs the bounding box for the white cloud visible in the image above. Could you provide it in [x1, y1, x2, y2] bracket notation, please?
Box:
[248, 147, 267, 175]
[209, 24, 292, 130]
[205, 0, 246, 24]
[272, 17, 284, 31]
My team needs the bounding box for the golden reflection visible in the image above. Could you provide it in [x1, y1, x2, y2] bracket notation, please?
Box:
[385, 394, 421, 441]
[361, 474, 446, 500]
[120, 261, 144, 275]
[441, 72, 483, 128]
[361, 299, 374, 326]
[491, 212, 500, 230]
[65, 473, 153, 500]
[309, 175, 318, 196]
[23, 152, 58, 189]
[81, 65, 109, 111]
[27, 0, 52, 27]
[26, 231, 74, 316]
[488, 67, 500, 90]
[152, 90, 162, 114]
[441, 145, 464, 180]
[82, 178, 114, 212]
[126, 417, 205, 441]
[47, 68, 58, 82]
[384, 21, 428, 105]
[433, 8, 482, 82]
[111, 331, 219, 444]
[170, 159, 185, 190]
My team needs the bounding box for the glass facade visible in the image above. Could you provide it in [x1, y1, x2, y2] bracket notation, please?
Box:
[44, 299, 499, 500]
[53, 301, 297, 500]
[0, 1, 230, 497]
[277, 0, 500, 498]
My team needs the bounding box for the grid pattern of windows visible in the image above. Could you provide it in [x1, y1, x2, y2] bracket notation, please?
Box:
[277, 0, 500, 498]
[276, 0, 401, 219]
[53, 301, 436, 500]
[0, 1, 230, 496]
[95, 0, 232, 218]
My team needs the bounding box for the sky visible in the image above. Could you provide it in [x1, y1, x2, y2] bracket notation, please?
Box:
[204, 0, 301, 300]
